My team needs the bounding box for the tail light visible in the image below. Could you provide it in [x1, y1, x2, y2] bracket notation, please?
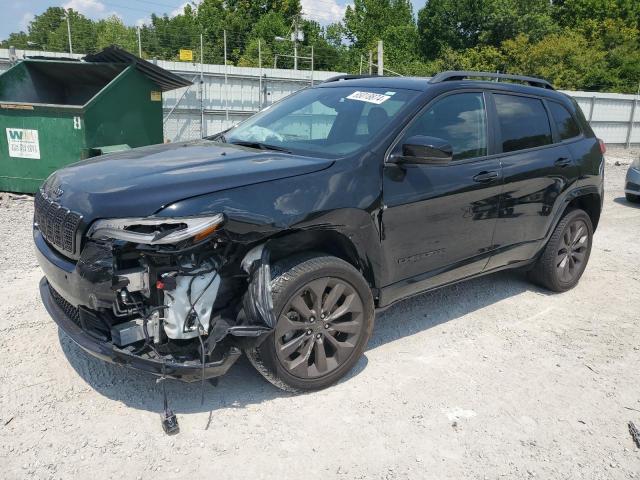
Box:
[598, 138, 606, 154]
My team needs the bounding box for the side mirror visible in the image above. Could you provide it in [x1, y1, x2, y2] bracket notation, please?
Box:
[391, 136, 453, 165]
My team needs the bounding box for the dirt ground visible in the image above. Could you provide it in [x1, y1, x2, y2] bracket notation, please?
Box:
[1, 151, 639, 480]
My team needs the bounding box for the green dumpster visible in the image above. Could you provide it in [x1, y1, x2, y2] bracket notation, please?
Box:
[0, 46, 191, 193]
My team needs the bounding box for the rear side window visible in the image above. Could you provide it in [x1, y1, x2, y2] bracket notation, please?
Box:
[548, 101, 581, 140]
[494, 94, 552, 152]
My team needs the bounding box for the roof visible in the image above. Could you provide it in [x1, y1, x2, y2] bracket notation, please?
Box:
[83, 46, 192, 92]
[318, 72, 569, 102]
[319, 75, 432, 91]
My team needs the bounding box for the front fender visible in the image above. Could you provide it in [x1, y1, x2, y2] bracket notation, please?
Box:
[157, 157, 385, 288]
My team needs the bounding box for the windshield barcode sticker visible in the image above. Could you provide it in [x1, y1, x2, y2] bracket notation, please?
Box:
[346, 91, 391, 104]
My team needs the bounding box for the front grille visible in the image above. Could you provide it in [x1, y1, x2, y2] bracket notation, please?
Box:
[48, 284, 81, 327]
[48, 284, 111, 341]
[34, 190, 82, 256]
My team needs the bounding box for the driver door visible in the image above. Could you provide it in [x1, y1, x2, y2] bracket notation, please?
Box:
[380, 91, 502, 300]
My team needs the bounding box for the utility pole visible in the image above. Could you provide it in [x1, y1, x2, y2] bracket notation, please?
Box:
[626, 81, 640, 148]
[368, 50, 372, 75]
[223, 30, 229, 121]
[310, 45, 314, 86]
[200, 33, 205, 137]
[258, 39, 262, 108]
[137, 26, 142, 57]
[377, 40, 383, 76]
[293, 17, 299, 70]
[66, 10, 73, 54]
[359, 54, 363, 75]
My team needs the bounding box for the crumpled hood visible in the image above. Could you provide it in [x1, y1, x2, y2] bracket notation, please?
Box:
[43, 140, 334, 220]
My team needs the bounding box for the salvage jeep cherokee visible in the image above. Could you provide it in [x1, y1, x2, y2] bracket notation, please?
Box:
[36, 71, 604, 394]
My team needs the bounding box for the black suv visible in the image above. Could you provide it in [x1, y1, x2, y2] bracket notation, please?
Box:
[36, 71, 604, 392]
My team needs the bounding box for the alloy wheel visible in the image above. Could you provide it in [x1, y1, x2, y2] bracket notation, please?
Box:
[556, 218, 589, 283]
[274, 277, 364, 379]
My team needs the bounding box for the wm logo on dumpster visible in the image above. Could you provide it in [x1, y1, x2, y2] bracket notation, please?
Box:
[8, 129, 37, 141]
[6, 128, 40, 159]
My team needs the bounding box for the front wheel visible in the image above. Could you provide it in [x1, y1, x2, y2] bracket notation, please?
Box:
[245, 254, 374, 392]
[528, 209, 593, 292]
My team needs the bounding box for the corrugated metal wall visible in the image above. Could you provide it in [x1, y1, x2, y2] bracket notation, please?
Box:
[157, 60, 341, 141]
[566, 91, 640, 145]
[1, 49, 638, 146]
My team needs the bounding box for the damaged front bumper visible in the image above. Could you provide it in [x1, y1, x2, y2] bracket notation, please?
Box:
[40, 278, 242, 382]
[35, 222, 275, 383]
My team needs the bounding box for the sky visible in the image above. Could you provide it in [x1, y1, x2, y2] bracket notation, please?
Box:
[2, 0, 425, 41]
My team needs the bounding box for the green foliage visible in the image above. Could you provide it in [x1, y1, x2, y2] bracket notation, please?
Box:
[2, 0, 640, 92]
[95, 16, 136, 53]
[344, 0, 414, 49]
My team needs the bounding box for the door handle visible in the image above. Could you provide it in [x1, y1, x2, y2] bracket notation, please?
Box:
[473, 171, 499, 183]
[555, 157, 572, 167]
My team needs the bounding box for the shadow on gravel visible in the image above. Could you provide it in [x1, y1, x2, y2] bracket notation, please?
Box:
[613, 196, 640, 208]
[58, 329, 369, 416]
[58, 269, 540, 415]
[370, 270, 543, 349]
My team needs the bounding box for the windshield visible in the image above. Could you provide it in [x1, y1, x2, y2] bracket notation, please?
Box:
[221, 86, 420, 157]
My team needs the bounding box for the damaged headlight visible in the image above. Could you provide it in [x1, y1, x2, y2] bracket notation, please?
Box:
[87, 214, 224, 245]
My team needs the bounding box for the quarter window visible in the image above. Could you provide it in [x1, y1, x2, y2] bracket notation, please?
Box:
[548, 101, 581, 140]
[402, 92, 487, 161]
[494, 94, 552, 152]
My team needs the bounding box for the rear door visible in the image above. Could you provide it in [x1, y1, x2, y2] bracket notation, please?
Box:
[380, 91, 502, 299]
[485, 92, 581, 269]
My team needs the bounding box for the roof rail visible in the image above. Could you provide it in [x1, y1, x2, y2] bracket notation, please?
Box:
[322, 74, 379, 83]
[429, 71, 554, 90]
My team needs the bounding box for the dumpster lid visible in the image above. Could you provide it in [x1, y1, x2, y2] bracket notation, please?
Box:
[83, 46, 192, 92]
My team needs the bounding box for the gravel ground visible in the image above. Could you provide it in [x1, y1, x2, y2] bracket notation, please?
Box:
[1, 151, 639, 479]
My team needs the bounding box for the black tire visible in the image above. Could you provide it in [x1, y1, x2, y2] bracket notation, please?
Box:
[626, 192, 640, 203]
[528, 209, 593, 292]
[245, 254, 374, 393]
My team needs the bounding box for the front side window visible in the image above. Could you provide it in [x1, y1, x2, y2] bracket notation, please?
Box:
[494, 94, 552, 152]
[222, 86, 420, 157]
[548, 101, 581, 140]
[401, 92, 487, 161]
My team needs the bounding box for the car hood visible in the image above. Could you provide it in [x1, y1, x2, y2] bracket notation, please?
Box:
[43, 140, 334, 219]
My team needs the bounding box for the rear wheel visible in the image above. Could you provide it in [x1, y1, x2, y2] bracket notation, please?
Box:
[245, 255, 374, 392]
[528, 209, 593, 292]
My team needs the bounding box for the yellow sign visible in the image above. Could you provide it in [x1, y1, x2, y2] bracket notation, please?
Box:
[150, 91, 162, 102]
[179, 49, 193, 61]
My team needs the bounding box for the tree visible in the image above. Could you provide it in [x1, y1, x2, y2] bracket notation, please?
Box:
[2, 0, 640, 92]
[344, 0, 414, 50]
[553, 0, 640, 29]
[417, 0, 488, 58]
[430, 45, 506, 73]
[47, 9, 97, 54]
[27, 7, 67, 50]
[417, 0, 555, 59]
[95, 15, 137, 53]
[501, 31, 612, 91]
[0, 32, 30, 49]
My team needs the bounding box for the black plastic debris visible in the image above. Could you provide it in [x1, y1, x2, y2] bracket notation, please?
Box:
[629, 421, 640, 448]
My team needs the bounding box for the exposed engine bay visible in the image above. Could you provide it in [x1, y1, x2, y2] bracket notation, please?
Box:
[44, 215, 275, 384]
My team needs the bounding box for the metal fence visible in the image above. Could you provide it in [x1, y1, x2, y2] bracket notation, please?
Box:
[156, 60, 341, 141]
[565, 90, 640, 147]
[1, 48, 639, 147]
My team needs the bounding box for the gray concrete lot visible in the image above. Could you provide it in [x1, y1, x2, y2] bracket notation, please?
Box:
[1, 152, 639, 479]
